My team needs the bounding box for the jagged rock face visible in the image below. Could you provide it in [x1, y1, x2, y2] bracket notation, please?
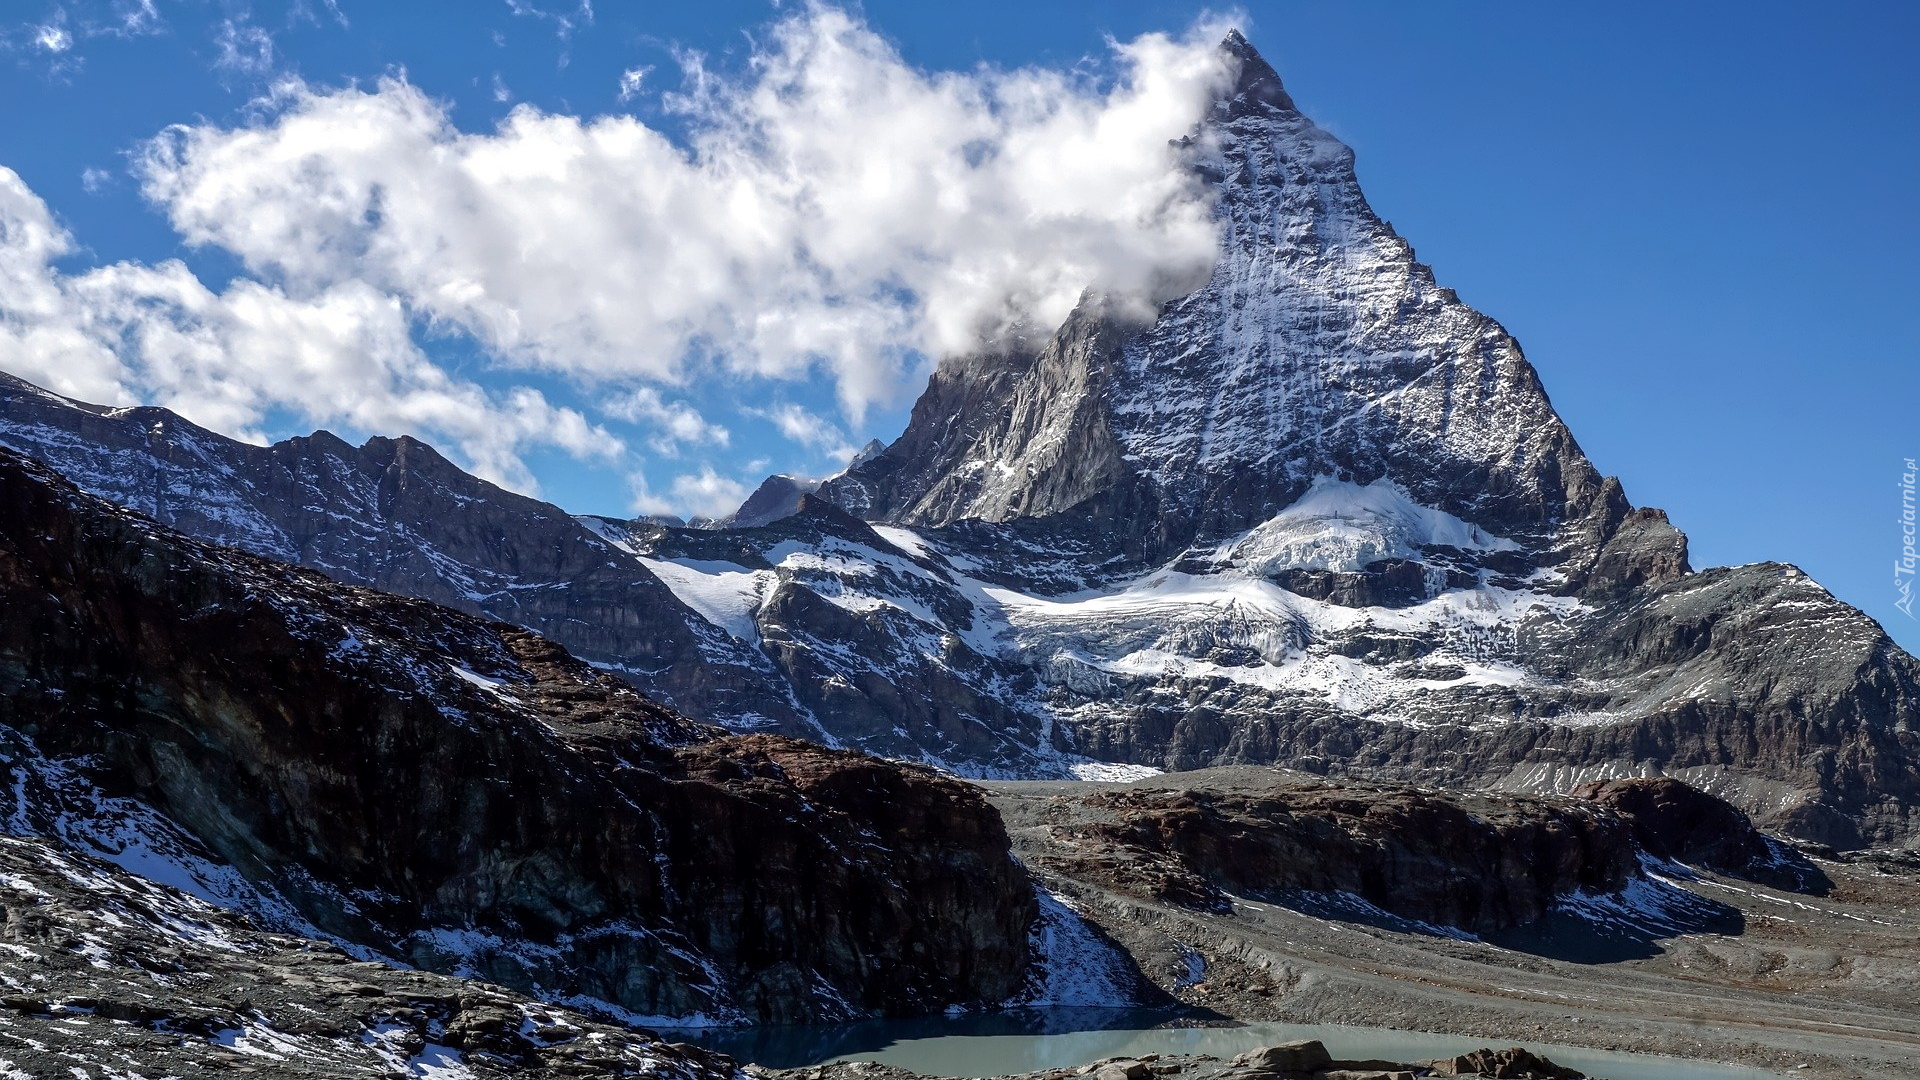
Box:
[1037, 776, 1639, 934]
[0, 448, 1037, 1024]
[0, 371, 802, 733]
[823, 35, 1625, 580]
[0, 835, 741, 1078]
[723, 473, 825, 529]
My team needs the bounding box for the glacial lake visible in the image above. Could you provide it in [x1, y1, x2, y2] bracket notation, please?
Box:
[671, 1009, 1790, 1080]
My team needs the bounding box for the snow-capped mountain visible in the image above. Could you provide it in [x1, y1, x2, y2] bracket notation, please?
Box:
[820, 33, 1634, 584]
[1, 34, 1914, 850]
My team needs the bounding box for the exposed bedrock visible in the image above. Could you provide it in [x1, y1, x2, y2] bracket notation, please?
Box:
[0, 447, 1036, 1024]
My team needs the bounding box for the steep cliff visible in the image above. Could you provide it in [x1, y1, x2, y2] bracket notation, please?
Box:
[0, 446, 1039, 1024]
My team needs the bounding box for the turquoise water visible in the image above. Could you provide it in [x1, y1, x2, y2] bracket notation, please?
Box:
[674, 1010, 1789, 1080]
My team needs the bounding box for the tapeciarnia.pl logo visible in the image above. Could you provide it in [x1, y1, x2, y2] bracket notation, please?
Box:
[1900, 457, 1917, 618]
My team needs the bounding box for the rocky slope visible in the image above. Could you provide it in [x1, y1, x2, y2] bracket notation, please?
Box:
[983, 769, 1920, 1080]
[0, 369, 810, 736]
[0, 370, 1075, 775]
[1, 32, 1916, 849]
[979, 768, 1821, 941]
[0, 834, 744, 1077]
[0, 445, 1062, 1026]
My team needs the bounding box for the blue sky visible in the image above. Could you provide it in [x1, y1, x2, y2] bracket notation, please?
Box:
[0, 1, 1914, 647]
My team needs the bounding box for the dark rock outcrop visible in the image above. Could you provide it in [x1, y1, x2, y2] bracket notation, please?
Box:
[1428, 1047, 1584, 1079]
[1573, 777, 1774, 873]
[0, 446, 1036, 1023]
[1032, 776, 1637, 934]
[1573, 776, 1830, 892]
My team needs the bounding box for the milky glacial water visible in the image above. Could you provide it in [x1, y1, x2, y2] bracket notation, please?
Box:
[673, 1009, 1790, 1080]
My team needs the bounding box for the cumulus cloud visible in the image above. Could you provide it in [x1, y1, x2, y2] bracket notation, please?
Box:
[751, 402, 856, 463]
[630, 466, 749, 522]
[604, 386, 729, 456]
[0, 3, 1244, 517]
[136, 3, 1237, 418]
[0, 167, 619, 493]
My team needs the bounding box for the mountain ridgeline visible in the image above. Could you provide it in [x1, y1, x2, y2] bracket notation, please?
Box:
[1, 33, 1915, 859]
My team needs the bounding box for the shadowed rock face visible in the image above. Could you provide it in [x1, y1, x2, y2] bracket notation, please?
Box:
[0, 447, 1035, 1024]
[1030, 777, 1638, 934]
[1572, 777, 1831, 893]
[724, 473, 826, 529]
[0, 369, 806, 735]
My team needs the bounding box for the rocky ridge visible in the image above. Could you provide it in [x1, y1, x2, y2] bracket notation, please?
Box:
[977, 767, 1826, 945]
[0, 445, 1070, 1026]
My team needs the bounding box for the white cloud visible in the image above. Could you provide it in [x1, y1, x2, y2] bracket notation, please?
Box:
[290, 0, 347, 29]
[111, 0, 162, 36]
[750, 402, 856, 463]
[213, 17, 273, 76]
[135, 4, 1237, 419]
[616, 65, 649, 102]
[0, 4, 1248, 516]
[629, 465, 749, 522]
[603, 386, 729, 456]
[0, 167, 619, 493]
[505, 0, 593, 45]
[33, 21, 73, 53]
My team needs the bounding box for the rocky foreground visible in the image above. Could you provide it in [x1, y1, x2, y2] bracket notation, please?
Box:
[0, 834, 742, 1078]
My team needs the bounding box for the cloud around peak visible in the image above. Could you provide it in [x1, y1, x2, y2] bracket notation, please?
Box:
[0, 3, 1242, 515]
[136, 5, 1236, 416]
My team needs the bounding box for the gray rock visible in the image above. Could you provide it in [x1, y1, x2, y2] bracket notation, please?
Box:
[1091, 1059, 1155, 1080]
[1230, 1041, 1333, 1075]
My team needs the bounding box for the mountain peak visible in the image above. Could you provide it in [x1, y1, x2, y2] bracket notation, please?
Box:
[824, 30, 1640, 590]
[1218, 29, 1295, 114]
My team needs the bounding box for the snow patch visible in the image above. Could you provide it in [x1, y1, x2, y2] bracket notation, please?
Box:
[449, 665, 510, 696]
[1219, 476, 1518, 576]
[871, 524, 934, 561]
[1069, 762, 1165, 783]
[1011, 888, 1146, 1007]
[639, 557, 774, 644]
